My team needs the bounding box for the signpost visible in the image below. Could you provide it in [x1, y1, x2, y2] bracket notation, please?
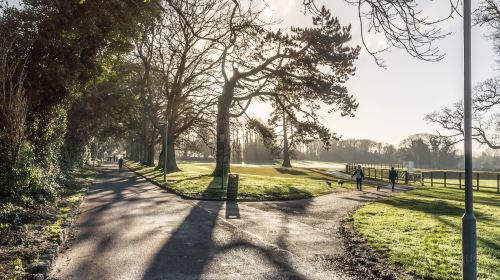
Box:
[462, 1, 477, 279]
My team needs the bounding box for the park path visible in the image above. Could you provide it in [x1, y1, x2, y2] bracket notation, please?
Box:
[48, 164, 412, 280]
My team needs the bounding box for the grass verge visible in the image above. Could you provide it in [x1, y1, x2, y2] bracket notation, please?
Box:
[0, 168, 97, 279]
[353, 186, 500, 280]
[126, 161, 368, 200]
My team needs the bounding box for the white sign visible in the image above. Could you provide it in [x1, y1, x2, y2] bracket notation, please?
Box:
[407, 161, 414, 174]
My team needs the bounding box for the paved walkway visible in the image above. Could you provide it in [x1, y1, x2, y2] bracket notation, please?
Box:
[48, 164, 412, 280]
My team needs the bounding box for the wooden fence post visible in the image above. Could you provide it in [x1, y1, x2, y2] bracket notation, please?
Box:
[405, 171, 408, 184]
[497, 174, 499, 193]
[431, 172, 434, 187]
[476, 173, 480, 191]
[421, 172, 425, 186]
[444, 172, 447, 187]
[459, 172, 462, 189]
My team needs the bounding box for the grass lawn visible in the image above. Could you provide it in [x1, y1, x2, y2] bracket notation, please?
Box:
[425, 178, 499, 191]
[126, 161, 362, 200]
[353, 186, 500, 280]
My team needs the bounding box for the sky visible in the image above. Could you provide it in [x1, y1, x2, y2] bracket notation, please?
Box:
[247, 0, 498, 148]
[3, 0, 497, 149]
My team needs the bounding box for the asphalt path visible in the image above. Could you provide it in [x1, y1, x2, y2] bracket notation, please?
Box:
[48, 164, 412, 280]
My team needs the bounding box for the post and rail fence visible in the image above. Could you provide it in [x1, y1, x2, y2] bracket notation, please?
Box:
[346, 163, 500, 193]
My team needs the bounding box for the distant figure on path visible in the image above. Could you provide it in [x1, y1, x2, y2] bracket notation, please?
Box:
[352, 165, 364, 191]
[118, 158, 123, 170]
[389, 167, 398, 192]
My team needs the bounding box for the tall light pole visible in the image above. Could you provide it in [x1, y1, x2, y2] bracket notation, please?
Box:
[220, 133, 225, 190]
[160, 121, 168, 182]
[462, 0, 477, 279]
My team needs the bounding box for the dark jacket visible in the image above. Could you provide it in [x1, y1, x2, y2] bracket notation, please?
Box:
[389, 170, 398, 181]
[353, 169, 364, 180]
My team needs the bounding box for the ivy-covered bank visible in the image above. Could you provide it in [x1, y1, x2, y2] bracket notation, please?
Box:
[0, 168, 97, 279]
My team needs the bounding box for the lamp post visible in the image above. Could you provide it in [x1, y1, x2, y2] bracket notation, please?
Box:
[220, 133, 225, 190]
[160, 121, 168, 182]
[462, 1, 476, 279]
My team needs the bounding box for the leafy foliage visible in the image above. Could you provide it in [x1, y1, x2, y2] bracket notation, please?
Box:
[0, 0, 151, 203]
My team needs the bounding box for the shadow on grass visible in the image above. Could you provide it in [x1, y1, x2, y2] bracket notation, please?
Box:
[167, 174, 212, 184]
[376, 192, 500, 260]
[274, 168, 309, 176]
[256, 186, 315, 200]
[405, 188, 500, 208]
[199, 177, 226, 199]
[380, 196, 464, 217]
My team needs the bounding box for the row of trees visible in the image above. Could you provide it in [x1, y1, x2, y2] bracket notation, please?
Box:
[90, 1, 361, 177]
[0, 0, 482, 205]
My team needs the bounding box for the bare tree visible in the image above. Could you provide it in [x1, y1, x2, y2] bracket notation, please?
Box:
[0, 38, 27, 197]
[305, 0, 461, 67]
[134, 0, 222, 171]
[426, 78, 500, 150]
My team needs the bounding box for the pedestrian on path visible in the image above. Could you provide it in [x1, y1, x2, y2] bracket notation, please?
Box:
[118, 158, 123, 170]
[352, 165, 364, 191]
[389, 167, 398, 192]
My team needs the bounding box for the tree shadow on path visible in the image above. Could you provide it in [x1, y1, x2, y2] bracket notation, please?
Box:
[142, 177, 307, 279]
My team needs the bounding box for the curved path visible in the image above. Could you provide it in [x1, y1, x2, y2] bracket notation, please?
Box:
[48, 164, 412, 280]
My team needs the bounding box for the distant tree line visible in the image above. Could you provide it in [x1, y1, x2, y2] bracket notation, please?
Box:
[301, 134, 460, 169]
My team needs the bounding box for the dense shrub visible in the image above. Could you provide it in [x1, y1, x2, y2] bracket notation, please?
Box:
[9, 143, 59, 206]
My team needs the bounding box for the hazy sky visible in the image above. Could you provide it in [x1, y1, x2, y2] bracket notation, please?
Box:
[248, 0, 497, 147]
[4, 0, 496, 148]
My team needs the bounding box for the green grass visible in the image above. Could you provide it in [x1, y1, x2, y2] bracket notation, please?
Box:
[45, 168, 97, 240]
[126, 161, 363, 200]
[353, 186, 500, 280]
[424, 178, 499, 191]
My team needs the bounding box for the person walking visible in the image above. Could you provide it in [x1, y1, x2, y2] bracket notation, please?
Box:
[389, 167, 398, 192]
[352, 165, 364, 191]
[118, 158, 123, 170]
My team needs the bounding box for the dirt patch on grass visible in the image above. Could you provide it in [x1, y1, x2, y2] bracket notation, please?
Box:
[334, 212, 419, 280]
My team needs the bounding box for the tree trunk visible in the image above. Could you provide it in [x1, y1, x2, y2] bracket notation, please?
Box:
[145, 139, 155, 166]
[166, 125, 179, 172]
[157, 121, 180, 172]
[213, 81, 235, 177]
[139, 135, 147, 164]
[158, 142, 165, 169]
[131, 139, 140, 162]
[282, 111, 292, 168]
